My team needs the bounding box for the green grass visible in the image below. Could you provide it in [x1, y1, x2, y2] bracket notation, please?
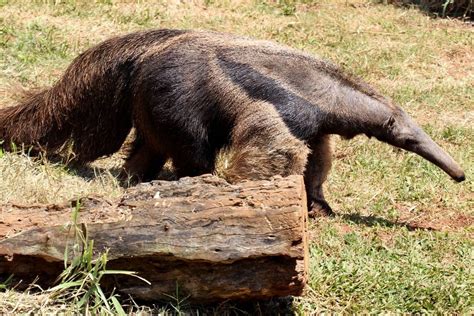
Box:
[46, 203, 151, 315]
[0, 0, 473, 314]
[301, 220, 473, 313]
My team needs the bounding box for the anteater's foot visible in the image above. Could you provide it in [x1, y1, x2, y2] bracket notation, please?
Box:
[308, 198, 334, 218]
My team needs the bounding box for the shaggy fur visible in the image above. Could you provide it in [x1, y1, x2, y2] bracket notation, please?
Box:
[0, 29, 465, 215]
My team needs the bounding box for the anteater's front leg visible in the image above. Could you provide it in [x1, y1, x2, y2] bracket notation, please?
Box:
[222, 104, 309, 182]
[304, 135, 334, 217]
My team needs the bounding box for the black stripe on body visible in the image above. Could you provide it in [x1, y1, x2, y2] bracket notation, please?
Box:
[217, 55, 324, 140]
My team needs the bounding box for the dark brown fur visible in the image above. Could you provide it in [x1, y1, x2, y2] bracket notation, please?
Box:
[0, 29, 464, 216]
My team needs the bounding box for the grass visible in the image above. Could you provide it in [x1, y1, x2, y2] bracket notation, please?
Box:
[0, 0, 473, 314]
[301, 220, 473, 313]
[46, 203, 150, 315]
[383, 0, 473, 19]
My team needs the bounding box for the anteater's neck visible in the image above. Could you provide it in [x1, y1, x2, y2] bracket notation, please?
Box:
[317, 80, 396, 140]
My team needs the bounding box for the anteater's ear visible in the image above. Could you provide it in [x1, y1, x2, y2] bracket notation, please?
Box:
[386, 116, 395, 128]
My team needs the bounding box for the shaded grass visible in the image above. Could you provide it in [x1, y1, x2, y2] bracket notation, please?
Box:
[383, 0, 473, 19]
[0, 0, 473, 314]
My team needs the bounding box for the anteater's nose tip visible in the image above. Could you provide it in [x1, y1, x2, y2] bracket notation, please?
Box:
[454, 173, 465, 182]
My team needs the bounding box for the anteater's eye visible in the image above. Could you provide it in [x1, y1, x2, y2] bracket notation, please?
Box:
[404, 138, 417, 147]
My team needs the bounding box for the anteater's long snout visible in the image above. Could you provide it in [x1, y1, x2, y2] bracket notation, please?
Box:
[403, 126, 465, 182]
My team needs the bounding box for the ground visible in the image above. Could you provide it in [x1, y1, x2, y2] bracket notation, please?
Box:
[0, 0, 473, 314]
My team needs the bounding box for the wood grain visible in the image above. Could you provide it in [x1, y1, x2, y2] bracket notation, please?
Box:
[0, 175, 308, 302]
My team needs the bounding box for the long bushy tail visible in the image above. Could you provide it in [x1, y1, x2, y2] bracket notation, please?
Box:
[0, 85, 132, 163]
[0, 51, 135, 163]
[0, 45, 139, 162]
[0, 29, 186, 162]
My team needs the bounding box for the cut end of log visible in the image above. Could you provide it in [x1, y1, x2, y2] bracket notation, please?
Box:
[1, 175, 309, 302]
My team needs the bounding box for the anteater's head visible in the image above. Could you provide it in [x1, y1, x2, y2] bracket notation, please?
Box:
[376, 108, 465, 182]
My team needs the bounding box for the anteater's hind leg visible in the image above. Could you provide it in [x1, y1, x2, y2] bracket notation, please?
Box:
[121, 133, 167, 183]
[304, 135, 334, 217]
[222, 106, 309, 182]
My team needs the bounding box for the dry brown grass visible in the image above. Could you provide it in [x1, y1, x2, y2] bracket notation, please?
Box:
[0, 152, 123, 204]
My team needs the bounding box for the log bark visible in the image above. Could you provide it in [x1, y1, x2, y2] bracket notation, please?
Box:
[0, 175, 308, 302]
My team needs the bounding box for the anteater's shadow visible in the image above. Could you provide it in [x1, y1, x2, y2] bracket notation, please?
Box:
[341, 213, 435, 231]
[136, 296, 296, 315]
[57, 159, 177, 187]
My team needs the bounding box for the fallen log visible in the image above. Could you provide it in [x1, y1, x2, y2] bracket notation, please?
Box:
[0, 175, 308, 302]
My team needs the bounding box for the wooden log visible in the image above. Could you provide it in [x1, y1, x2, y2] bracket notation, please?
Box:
[0, 175, 308, 302]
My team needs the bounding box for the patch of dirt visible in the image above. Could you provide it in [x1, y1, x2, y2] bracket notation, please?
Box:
[392, 201, 474, 233]
[373, 230, 395, 245]
[308, 220, 354, 241]
[397, 212, 474, 232]
[333, 222, 354, 235]
[309, 202, 473, 243]
[443, 46, 474, 80]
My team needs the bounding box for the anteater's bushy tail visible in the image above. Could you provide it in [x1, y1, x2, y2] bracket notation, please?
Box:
[0, 89, 70, 156]
[0, 29, 184, 162]
[0, 83, 133, 163]
[0, 80, 132, 162]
